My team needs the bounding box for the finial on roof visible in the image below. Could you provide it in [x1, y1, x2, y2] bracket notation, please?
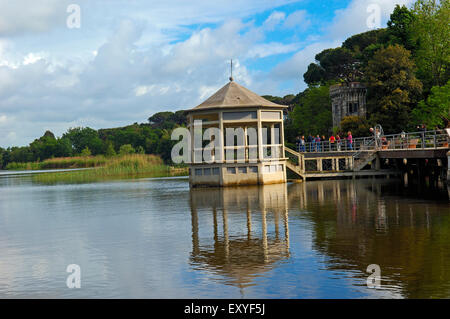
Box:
[229, 59, 234, 82]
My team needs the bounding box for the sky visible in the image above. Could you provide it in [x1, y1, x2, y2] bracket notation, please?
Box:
[0, 0, 413, 147]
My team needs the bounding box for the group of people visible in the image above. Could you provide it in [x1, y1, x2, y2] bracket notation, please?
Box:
[296, 132, 353, 153]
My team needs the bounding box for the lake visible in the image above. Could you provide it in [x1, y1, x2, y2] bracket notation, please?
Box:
[0, 173, 449, 298]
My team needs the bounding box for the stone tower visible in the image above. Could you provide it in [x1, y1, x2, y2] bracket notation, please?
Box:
[330, 82, 367, 128]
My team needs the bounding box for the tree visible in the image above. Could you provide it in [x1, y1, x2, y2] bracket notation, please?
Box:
[290, 85, 332, 136]
[386, 5, 416, 50]
[0, 148, 4, 169]
[340, 116, 371, 138]
[80, 147, 91, 157]
[148, 111, 172, 124]
[105, 142, 116, 157]
[412, 80, 450, 128]
[303, 63, 326, 86]
[412, 0, 450, 90]
[171, 110, 187, 126]
[343, 29, 388, 53]
[119, 144, 135, 155]
[365, 44, 422, 133]
[136, 146, 145, 154]
[63, 127, 103, 155]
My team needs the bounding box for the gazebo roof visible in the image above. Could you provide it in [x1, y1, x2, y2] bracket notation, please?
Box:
[190, 79, 286, 112]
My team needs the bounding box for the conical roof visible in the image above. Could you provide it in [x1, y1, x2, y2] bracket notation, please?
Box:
[191, 80, 286, 112]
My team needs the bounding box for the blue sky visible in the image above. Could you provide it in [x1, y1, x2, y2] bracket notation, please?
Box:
[0, 0, 413, 147]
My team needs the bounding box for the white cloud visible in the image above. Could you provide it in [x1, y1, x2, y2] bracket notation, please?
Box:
[270, 41, 340, 90]
[325, 0, 414, 40]
[264, 11, 286, 30]
[284, 10, 310, 30]
[0, 114, 8, 124]
[23, 53, 45, 65]
[247, 42, 300, 58]
[0, 16, 280, 146]
[0, 0, 71, 36]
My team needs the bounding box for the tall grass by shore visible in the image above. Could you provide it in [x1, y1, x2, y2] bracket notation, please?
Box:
[29, 154, 188, 184]
[6, 156, 109, 170]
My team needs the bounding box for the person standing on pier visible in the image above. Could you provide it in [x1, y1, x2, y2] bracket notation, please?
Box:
[419, 124, 427, 148]
[296, 136, 301, 152]
[311, 135, 316, 152]
[307, 135, 313, 152]
[336, 134, 341, 151]
[300, 136, 306, 152]
[315, 135, 321, 152]
[347, 131, 353, 150]
[329, 135, 335, 151]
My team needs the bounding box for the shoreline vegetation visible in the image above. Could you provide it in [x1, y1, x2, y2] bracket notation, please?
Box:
[5, 154, 188, 184]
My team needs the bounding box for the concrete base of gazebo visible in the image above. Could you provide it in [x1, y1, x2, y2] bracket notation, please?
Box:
[189, 160, 286, 187]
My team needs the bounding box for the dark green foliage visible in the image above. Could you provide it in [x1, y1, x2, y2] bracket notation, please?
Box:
[340, 116, 371, 138]
[386, 5, 417, 50]
[411, 0, 450, 91]
[63, 127, 103, 155]
[412, 80, 450, 128]
[365, 44, 423, 133]
[148, 110, 187, 129]
[288, 85, 332, 138]
[303, 63, 326, 86]
[262, 94, 296, 106]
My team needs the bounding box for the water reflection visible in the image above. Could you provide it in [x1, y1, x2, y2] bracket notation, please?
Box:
[0, 172, 448, 298]
[189, 184, 290, 290]
[189, 179, 449, 298]
[287, 180, 450, 298]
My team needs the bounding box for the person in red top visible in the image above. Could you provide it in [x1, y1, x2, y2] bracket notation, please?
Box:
[329, 135, 335, 151]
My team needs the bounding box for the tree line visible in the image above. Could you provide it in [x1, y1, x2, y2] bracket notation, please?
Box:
[280, 0, 449, 141]
[0, 111, 187, 169]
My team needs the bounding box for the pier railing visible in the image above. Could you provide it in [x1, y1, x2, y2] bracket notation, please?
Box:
[298, 130, 449, 153]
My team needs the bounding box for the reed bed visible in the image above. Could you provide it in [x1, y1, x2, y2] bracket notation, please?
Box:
[31, 154, 188, 184]
[6, 156, 108, 170]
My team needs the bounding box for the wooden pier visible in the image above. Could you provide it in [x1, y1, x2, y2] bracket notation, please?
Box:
[285, 130, 450, 181]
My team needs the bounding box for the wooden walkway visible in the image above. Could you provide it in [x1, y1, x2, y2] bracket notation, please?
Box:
[285, 129, 450, 181]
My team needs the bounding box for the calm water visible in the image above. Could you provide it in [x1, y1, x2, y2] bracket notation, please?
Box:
[0, 173, 449, 298]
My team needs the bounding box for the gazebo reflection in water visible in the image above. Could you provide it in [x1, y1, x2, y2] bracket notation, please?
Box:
[189, 183, 290, 290]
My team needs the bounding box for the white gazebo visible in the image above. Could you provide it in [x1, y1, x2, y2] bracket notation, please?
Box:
[187, 78, 288, 187]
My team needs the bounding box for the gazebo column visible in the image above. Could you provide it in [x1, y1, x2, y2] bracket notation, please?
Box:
[257, 110, 263, 161]
[270, 124, 275, 158]
[189, 115, 194, 164]
[219, 111, 225, 163]
[219, 112, 225, 186]
[280, 116, 285, 160]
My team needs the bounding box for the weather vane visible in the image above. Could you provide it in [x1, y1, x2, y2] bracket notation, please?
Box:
[229, 59, 234, 82]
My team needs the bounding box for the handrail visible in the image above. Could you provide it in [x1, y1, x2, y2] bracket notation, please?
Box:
[297, 129, 449, 153]
[285, 146, 300, 157]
